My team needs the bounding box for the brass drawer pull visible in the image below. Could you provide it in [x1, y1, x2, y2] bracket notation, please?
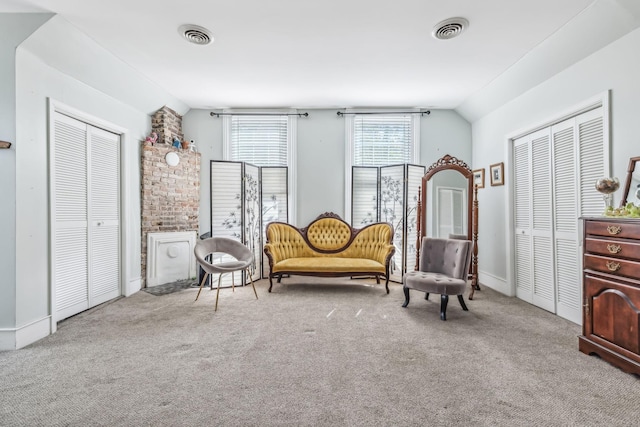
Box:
[606, 261, 621, 272]
[607, 225, 621, 235]
[607, 244, 622, 254]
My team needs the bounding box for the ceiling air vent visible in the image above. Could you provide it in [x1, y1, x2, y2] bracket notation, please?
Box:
[432, 17, 469, 40]
[178, 24, 213, 45]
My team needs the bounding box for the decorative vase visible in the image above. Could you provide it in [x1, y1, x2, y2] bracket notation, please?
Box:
[595, 177, 620, 209]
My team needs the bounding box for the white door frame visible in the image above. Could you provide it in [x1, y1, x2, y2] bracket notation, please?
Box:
[48, 99, 130, 332]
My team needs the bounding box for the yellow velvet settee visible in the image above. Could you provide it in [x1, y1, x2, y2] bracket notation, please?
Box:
[263, 212, 395, 293]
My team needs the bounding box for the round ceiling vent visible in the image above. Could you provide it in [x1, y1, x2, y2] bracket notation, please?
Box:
[432, 17, 469, 40]
[178, 24, 213, 45]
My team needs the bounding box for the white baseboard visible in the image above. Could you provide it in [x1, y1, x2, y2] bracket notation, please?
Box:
[478, 270, 514, 296]
[125, 277, 141, 297]
[0, 316, 52, 351]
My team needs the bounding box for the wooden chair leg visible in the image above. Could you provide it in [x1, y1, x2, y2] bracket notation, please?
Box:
[402, 286, 410, 307]
[215, 274, 223, 311]
[247, 268, 258, 300]
[195, 272, 209, 301]
[425, 293, 430, 300]
[440, 294, 449, 321]
[457, 295, 469, 311]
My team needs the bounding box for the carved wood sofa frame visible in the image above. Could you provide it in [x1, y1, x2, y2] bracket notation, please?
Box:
[263, 212, 396, 293]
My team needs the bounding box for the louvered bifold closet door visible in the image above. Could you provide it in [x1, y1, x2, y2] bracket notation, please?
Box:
[352, 167, 379, 226]
[531, 129, 556, 312]
[405, 165, 425, 273]
[551, 119, 581, 323]
[52, 113, 90, 321]
[261, 167, 288, 278]
[244, 163, 260, 284]
[210, 160, 243, 288]
[381, 165, 405, 282]
[514, 136, 533, 303]
[88, 126, 121, 306]
[577, 107, 606, 217]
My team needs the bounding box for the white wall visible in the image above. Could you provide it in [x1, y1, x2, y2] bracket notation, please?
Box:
[183, 108, 471, 231]
[2, 15, 188, 349]
[469, 27, 640, 295]
[0, 13, 53, 334]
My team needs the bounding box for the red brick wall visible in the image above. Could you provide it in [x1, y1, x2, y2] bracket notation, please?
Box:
[140, 143, 200, 286]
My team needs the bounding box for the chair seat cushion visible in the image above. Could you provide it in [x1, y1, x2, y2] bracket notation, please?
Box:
[403, 271, 467, 295]
[273, 257, 385, 274]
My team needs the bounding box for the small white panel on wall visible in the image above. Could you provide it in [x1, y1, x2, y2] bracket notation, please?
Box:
[147, 231, 197, 287]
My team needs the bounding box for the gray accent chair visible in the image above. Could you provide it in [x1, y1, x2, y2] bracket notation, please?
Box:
[194, 237, 257, 311]
[402, 238, 473, 320]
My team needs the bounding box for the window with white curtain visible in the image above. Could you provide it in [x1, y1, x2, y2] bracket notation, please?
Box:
[345, 111, 420, 222]
[352, 114, 418, 165]
[223, 112, 297, 223]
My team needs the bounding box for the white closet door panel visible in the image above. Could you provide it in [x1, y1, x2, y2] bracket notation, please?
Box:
[531, 131, 552, 232]
[88, 126, 121, 305]
[515, 233, 532, 302]
[555, 238, 581, 324]
[514, 137, 532, 302]
[90, 224, 120, 305]
[552, 122, 577, 234]
[53, 114, 87, 223]
[53, 227, 89, 319]
[532, 235, 555, 312]
[577, 108, 605, 217]
[514, 140, 531, 231]
[52, 113, 89, 321]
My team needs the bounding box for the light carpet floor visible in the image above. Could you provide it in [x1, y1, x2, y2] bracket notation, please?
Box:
[1, 277, 638, 426]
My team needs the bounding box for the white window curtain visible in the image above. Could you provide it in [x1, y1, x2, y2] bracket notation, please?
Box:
[223, 112, 297, 224]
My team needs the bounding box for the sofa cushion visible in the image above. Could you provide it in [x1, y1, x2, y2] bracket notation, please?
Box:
[272, 257, 386, 274]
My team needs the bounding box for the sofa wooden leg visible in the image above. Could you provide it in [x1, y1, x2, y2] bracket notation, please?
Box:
[268, 275, 273, 293]
[385, 276, 390, 294]
[440, 294, 449, 321]
[277, 274, 282, 283]
[402, 286, 410, 307]
[457, 295, 468, 311]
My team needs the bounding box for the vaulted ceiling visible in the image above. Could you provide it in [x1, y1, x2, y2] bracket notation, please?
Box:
[3, 0, 640, 120]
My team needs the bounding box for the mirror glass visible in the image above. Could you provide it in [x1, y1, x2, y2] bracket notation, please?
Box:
[622, 156, 640, 206]
[425, 169, 468, 237]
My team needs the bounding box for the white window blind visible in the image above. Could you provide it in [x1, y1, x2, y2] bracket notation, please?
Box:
[230, 115, 288, 166]
[353, 115, 414, 165]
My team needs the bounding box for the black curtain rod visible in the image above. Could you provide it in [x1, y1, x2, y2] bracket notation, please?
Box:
[210, 112, 309, 118]
[337, 110, 430, 116]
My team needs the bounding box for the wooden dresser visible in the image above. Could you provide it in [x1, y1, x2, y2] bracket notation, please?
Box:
[580, 217, 640, 374]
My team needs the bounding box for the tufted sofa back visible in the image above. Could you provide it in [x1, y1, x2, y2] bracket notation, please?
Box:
[306, 218, 353, 251]
[419, 238, 472, 280]
[264, 213, 394, 263]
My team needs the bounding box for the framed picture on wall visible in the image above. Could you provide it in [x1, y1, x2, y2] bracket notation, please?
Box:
[472, 169, 485, 188]
[490, 162, 504, 186]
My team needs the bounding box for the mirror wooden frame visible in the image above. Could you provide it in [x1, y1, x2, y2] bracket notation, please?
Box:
[416, 154, 479, 299]
[620, 156, 640, 207]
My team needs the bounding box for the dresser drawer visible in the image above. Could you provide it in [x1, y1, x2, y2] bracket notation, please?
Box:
[585, 220, 640, 239]
[584, 253, 640, 279]
[585, 237, 640, 261]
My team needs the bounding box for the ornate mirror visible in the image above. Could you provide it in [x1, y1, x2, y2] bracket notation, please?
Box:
[416, 154, 479, 298]
[621, 156, 640, 206]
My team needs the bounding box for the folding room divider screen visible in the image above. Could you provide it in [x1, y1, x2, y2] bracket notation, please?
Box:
[210, 160, 288, 285]
[352, 164, 425, 282]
